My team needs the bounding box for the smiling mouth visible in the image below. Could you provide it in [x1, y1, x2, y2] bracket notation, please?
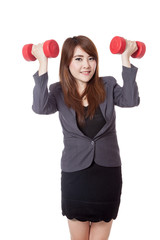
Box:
[81, 71, 91, 75]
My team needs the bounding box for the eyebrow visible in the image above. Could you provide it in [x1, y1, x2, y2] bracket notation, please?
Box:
[73, 54, 94, 58]
[73, 55, 84, 58]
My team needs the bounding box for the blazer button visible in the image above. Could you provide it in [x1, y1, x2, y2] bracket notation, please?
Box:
[91, 141, 94, 145]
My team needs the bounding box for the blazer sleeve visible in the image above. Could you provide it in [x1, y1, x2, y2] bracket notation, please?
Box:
[113, 64, 140, 107]
[32, 71, 58, 114]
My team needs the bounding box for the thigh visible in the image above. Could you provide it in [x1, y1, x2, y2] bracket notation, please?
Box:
[89, 220, 113, 240]
[68, 219, 90, 240]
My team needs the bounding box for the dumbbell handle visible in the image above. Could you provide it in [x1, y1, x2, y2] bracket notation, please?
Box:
[22, 39, 59, 61]
[110, 36, 146, 58]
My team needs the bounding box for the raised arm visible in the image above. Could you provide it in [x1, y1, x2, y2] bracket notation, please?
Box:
[31, 43, 58, 114]
[114, 40, 140, 107]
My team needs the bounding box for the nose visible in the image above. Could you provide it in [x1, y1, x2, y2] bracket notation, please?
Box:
[83, 59, 90, 68]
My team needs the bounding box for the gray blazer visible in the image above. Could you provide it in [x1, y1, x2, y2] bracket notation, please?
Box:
[32, 64, 140, 172]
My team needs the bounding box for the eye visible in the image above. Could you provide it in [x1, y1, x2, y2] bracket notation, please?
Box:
[75, 57, 82, 61]
[89, 57, 95, 61]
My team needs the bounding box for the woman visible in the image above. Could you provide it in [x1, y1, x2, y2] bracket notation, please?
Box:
[32, 35, 139, 240]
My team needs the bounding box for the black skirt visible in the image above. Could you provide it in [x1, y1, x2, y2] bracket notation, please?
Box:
[61, 161, 122, 222]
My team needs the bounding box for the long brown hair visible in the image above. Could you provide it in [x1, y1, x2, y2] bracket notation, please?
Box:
[59, 35, 106, 126]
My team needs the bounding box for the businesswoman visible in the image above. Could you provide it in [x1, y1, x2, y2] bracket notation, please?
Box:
[32, 35, 139, 240]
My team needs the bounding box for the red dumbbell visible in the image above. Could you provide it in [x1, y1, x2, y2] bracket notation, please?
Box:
[110, 36, 146, 58]
[22, 39, 59, 61]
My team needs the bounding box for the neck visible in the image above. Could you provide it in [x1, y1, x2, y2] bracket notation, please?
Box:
[77, 82, 87, 96]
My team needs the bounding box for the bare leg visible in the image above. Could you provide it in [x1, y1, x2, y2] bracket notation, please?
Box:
[68, 218, 91, 240]
[89, 219, 113, 240]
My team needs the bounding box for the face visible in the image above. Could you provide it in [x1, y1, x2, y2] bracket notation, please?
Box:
[69, 46, 97, 87]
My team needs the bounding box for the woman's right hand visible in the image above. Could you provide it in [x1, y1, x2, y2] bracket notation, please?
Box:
[32, 43, 48, 76]
[31, 43, 48, 64]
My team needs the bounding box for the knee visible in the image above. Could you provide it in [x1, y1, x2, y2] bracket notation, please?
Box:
[89, 236, 109, 240]
[70, 235, 90, 240]
[71, 238, 89, 240]
[70, 234, 90, 240]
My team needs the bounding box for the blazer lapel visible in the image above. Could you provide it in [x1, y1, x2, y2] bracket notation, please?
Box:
[69, 99, 109, 139]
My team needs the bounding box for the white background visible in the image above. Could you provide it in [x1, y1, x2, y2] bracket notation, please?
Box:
[0, 0, 160, 239]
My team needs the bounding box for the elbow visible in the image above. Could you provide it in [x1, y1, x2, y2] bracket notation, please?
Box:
[32, 105, 45, 114]
[32, 104, 57, 114]
[127, 97, 140, 107]
[119, 96, 140, 107]
[136, 97, 140, 106]
[133, 96, 140, 107]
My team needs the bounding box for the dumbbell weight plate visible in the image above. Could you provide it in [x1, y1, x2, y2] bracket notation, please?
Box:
[22, 44, 36, 61]
[110, 36, 126, 54]
[131, 41, 146, 58]
[43, 40, 59, 58]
